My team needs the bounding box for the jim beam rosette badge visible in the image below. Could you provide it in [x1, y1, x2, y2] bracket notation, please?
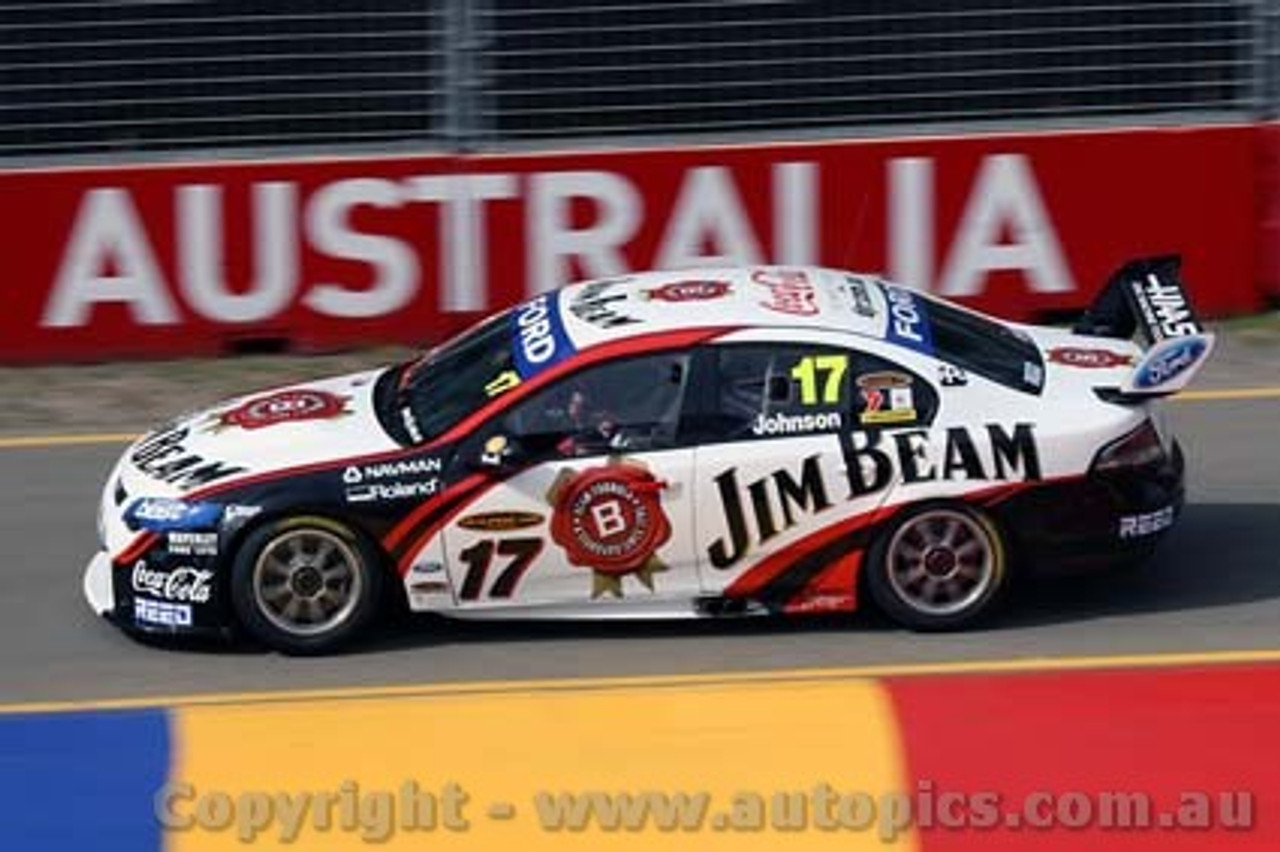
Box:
[208, 389, 351, 432]
[545, 458, 671, 598]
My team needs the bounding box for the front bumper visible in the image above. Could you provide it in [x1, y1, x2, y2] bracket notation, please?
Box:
[995, 441, 1185, 575]
[82, 546, 232, 639]
[82, 551, 114, 616]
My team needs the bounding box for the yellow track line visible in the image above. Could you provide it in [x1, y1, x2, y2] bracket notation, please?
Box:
[3, 647, 1279, 717]
[1174, 387, 1280, 401]
[0, 432, 137, 449]
[0, 386, 1276, 450]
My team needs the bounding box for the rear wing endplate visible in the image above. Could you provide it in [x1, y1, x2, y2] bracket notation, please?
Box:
[1073, 255, 1215, 397]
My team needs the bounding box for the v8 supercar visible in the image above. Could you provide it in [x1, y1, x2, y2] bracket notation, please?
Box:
[85, 257, 1212, 654]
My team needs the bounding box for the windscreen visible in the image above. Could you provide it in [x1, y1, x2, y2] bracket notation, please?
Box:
[398, 311, 521, 442]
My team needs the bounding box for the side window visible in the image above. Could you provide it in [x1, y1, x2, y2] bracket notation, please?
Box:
[501, 352, 692, 457]
[851, 355, 938, 429]
[712, 344, 937, 440]
[714, 346, 852, 439]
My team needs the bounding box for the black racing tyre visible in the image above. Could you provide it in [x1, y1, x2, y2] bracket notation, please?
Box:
[864, 502, 1010, 631]
[230, 516, 384, 655]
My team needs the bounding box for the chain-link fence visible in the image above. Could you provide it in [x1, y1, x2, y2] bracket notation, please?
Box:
[0, 0, 443, 158]
[0, 0, 1273, 161]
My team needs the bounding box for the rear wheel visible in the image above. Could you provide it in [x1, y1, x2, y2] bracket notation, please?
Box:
[865, 503, 1009, 630]
[231, 517, 383, 655]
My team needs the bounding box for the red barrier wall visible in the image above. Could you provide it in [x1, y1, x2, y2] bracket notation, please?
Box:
[1260, 121, 1280, 303]
[0, 124, 1260, 362]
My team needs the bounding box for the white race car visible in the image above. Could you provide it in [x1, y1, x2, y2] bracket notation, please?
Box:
[84, 257, 1211, 653]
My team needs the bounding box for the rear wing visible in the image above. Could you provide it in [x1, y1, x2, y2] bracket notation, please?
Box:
[1073, 256, 1214, 397]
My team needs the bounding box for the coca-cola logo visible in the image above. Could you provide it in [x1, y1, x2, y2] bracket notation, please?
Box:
[751, 269, 818, 316]
[131, 561, 213, 604]
[214, 389, 350, 431]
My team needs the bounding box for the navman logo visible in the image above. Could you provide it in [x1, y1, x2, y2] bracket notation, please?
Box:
[343, 458, 442, 485]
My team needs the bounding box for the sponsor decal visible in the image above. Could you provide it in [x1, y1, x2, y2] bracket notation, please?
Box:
[641, 279, 732, 302]
[134, 598, 193, 628]
[569, 278, 643, 327]
[1023, 361, 1045, 388]
[708, 424, 1040, 569]
[210, 389, 350, 431]
[343, 457, 442, 484]
[167, 531, 217, 556]
[130, 426, 247, 490]
[223, 504, 262, 523]
[881, 283, 933, 355]
[938, 363, 968, 387]
[857, 372, 916, 425]
[480, 434, 512, 467]
[1130, 273, 1198, 340]
[751, 411, 842, 436]
[483, 369, 521, 398]
[457, 511, 546, 532]
[752, 269, 818, 316]
[1048, 347, 1135, 368]
[545, 459, 671, 598]
[858, 371, 912, 389]
[842, 423, 1040, 495]
[708, 454, 833, 570]
[131, 561, 213, 603]
[345, 479, 440, 503]
[401, 406, 424, 442]
[836, 276, 878, 318]
[408, 580, 451, 595]
[124, 497, 223, 532]
[409, 561, 444, 576]
[1119, 505, 1175, 538]
[1133, 336, 1209, 390]
[785, 591, 856, 615]
[512, 292, 575, 379]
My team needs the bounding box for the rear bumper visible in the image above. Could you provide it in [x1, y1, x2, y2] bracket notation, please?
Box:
[994, 441, 1185, 575]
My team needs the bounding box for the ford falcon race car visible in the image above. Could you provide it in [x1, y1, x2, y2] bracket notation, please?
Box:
[85, 257, 1212, 654]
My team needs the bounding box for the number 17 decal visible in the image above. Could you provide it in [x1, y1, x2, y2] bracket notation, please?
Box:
[790, 354, 848, 404]
[458, 537, 543, 600]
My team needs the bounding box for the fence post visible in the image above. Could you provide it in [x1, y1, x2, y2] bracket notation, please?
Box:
[1253, 0, 1279, 118]
[440, 0, 486, 151]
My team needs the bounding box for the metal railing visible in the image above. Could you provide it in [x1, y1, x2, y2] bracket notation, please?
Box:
[0, 0, 1272, 162]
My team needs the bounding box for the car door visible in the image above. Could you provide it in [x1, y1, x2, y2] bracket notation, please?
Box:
[691, 340, 939, 605]
[440, 350, 701, 610]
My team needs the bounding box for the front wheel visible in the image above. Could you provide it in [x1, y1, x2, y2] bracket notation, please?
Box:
[231, 516, 384, 655]
[864, 503, 1009, 631]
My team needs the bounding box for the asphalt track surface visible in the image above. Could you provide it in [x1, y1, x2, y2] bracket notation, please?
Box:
[2, 390, 1279, 706]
